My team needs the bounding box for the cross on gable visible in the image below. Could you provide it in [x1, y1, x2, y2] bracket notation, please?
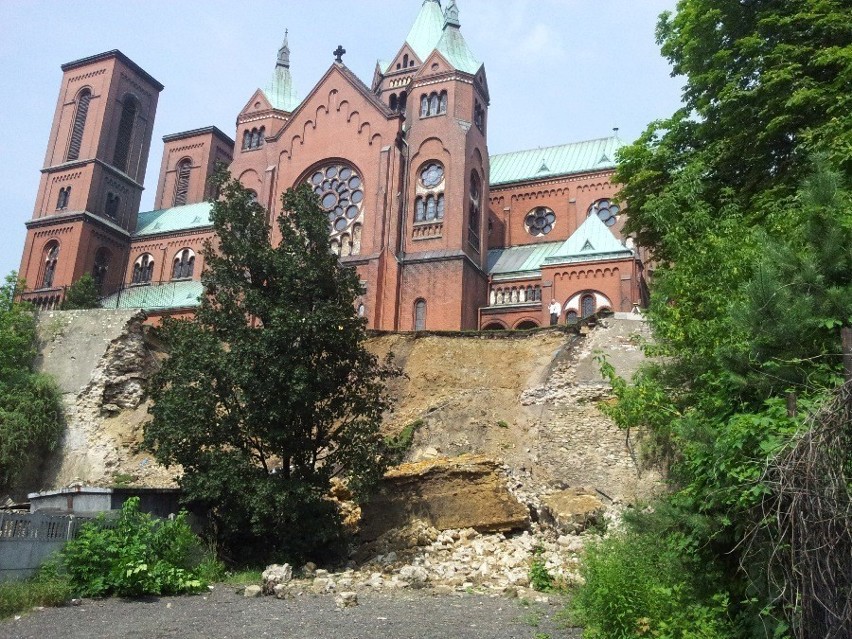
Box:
[333, 45, 346, 63]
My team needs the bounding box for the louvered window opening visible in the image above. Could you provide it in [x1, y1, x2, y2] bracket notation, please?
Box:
[67, 90, 91, 161]
[113, 97, 137, 173]
[174, 160, 191, 206]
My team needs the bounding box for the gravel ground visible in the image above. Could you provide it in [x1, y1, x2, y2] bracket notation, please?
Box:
[0, 587, 582, 639]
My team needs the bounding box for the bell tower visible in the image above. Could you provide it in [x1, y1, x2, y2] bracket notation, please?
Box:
[18, 50, 163, 305]
[374, 0, 490, 330]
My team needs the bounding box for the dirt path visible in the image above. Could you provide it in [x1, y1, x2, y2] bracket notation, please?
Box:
[1, 587, 581, 639]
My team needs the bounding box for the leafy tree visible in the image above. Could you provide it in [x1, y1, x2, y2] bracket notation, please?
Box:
[144, 176, 398, 565]
[0, 274, 64, 492]
[574, 1, 852, 636]
[60, 274, 101, 310]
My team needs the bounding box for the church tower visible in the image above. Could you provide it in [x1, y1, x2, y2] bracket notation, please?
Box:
[373, 0, 490, 330]
[18, 51, 163, 306]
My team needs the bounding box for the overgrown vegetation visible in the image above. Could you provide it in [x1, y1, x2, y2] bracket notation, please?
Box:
[571, 1, 852, 637]
[59, 497, 213, 597]
[0, 273, 64, 492]
[144, 175, 399, 566]
[528, 546, 555, 592]
[0, 571, 73, 620]
[60, 274, 101, 310]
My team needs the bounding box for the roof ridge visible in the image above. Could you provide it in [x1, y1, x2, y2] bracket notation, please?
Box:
[490, 136, 620, 159]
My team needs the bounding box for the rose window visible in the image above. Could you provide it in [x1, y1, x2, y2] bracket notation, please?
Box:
[524, 207, 556, 236]
[420, 162, 444, 188]
[310, 164, 364, 236]
[588, 199, 620, 227]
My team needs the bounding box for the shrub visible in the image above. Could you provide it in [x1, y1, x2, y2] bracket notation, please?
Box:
[60, 497, 210, 597]
[529, 546, 555, 592]
[570, 529, 740, 639]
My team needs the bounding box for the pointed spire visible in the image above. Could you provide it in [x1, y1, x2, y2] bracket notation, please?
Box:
[265, 29, 299, 112]
[444, 0, 460, 28]
[277, 29, 290, 68]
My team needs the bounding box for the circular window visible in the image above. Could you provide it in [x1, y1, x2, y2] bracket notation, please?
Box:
[588, 199, 620, 227]
[524, 207, 556, 236]
[420, 162, 444, 188]
[310, 164, 364, 236]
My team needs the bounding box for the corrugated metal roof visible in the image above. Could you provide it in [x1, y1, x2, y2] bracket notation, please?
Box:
[487, 241, 564, 276]
[545, 214, 633, 265]
[489, 136, 623, 187]
[405, 0, 445, 61]
[134, 202, 213, 237]
[100, 280, 203, 311]
[436, 24, 481, 74]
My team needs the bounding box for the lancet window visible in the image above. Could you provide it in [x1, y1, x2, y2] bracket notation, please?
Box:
[41, 242, 60, 289]
[172, 248, 195, 280]
[420, 91, 447, 117]
[132, 253, 155, 284]
[67, 89, 91, 161]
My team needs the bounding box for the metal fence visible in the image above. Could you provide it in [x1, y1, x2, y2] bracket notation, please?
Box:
[0, 512, 96, 581]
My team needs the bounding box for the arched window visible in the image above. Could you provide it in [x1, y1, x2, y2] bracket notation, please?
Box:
[67, 89, 91, 161]
[566, 310, 579, 324]
[257, 127, 265, 147]
[242, 130, 251, 150]
[172, 248, 195, 280]
[173, 159, 191, 206]
[132, 253, 154, 284]
[414, 299, 426, 331]
[56, 186, 71, 210]
[581, 294, 596, 318]
[105, 192, 120, 218]
[439, 91, 448, 114]
[414, 161, 445, 226]
[468, 171, 481, 249]
[403, 54, 409, 68]
[389, 93, 398, 111]
[247, 189, 258, 203]
[92, 248, 111, 293]
[113, 94, 138, 173]
[429, 93, 439, 116]
[398, 91, 408, 112]
[474, 101, 485, 133]
[41, 242, 59, 289]
[420, 95, 428, 118]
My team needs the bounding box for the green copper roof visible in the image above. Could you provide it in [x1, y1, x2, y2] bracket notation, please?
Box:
[264, 31, 300, 111]
[134, 202, 212, 237]
[405, 0, 445, 61]
[487, 241, 564, 278]
[100, 280, 203, 311]
[436, 21, 481, 74]
[545, 213, 633, 265]
[489, 136, 623, 187]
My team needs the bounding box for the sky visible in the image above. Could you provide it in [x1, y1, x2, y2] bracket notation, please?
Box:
[0, 0, 683, 279]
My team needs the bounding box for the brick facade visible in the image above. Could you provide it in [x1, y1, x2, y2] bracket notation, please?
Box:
[17, 1, 646, 329]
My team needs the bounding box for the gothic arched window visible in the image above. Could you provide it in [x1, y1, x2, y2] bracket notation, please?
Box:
[56, 186, 71, 210]
[415, 161, 445, 225]
[420, 95, 429, 118]
[429, 93, 439, 116]
[581, 294, 596, 318]
[132, 253, 154, 284]
[468, 171, 481, 249]
[414, 299, 426, 331]
[113, 94, 138, 173]
[105, 192, 120, 218]
[92, 248, 111, 293]
[242, 130, 251, 150]
[439, 91, 448, 114]
[173, 159, 191, 206]
[67, 89, 91, 161]
[41, 242, 60, 289]
[172, 248, 195, 280]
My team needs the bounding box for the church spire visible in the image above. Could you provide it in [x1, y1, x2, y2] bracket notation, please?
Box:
[265, 29, 299, 112]
[277, 29, 290, 68]
[444, 0, 460, 28]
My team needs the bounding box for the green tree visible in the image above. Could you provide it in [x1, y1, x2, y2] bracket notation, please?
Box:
[0, 274, 64, 491]
[61, 274, 101, 310]
[573, 1, 852, 636]
[143, 176, 398, 565]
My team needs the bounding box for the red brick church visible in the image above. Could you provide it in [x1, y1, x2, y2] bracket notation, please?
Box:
[17, 0, 647, 331]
